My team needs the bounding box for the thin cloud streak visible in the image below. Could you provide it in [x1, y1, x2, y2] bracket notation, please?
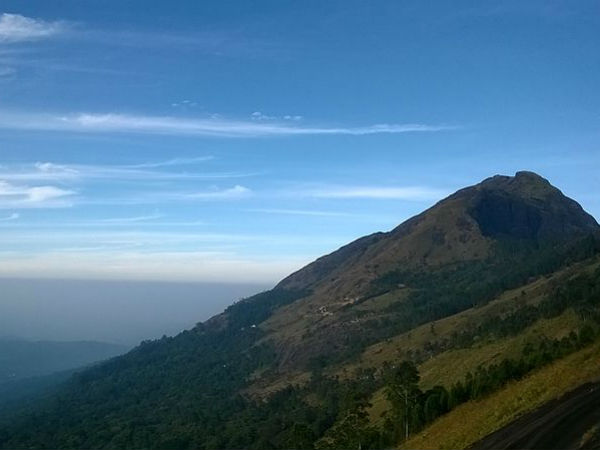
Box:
[246, 208, 355, 217]
[99, 213, 164, 223]
[0, 180, 75, 208]
[0, 212, 19, 221]
[187, 185, 251, 200]
[309, 185, 449, 201]
[127, 156, 214, 168]
[0, 220, 207, 228]
[0, 111, 457, 138]
[82, 185, 254, 206]
[0, 160, 255, 182]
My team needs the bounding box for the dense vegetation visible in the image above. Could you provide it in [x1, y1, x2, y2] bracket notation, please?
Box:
[2, 260, 599, 449]
[318, 235, 600, 365]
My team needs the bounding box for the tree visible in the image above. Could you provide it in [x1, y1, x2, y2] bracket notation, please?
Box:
[383, 361, 421, 442]
[314, 408, 378, 450]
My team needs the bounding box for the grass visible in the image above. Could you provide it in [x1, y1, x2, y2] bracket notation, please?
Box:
[366, 309, 582, 425]
[341, 270, 556, 376]
[400, 339, 600, 449]
[418, 309, 582, 389]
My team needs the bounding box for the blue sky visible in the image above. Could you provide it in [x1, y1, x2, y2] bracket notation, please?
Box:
[0, 0, 599, 283]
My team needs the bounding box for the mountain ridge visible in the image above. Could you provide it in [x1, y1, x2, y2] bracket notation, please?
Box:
[278, 171, 597, 296]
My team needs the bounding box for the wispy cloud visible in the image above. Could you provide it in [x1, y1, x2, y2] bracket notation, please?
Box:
[0, 219, 208, 228]
[127, 156, 214, 168]
[308, 185, 449, 201]
[0, 111, 457, 138]
[0, 180, 74, 208]
[0, 13, 67, 43]
[0, 212, 19, 221]
[246, 208, 354, 217]
[99, 213, 164, 224]
[0, 159, 252, 182]
[73, 185, 253, 206]
[251, 111, 303, 121]
[187, 185, 251, 200]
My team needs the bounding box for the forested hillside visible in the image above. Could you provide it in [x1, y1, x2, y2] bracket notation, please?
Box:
[1, 171, 599, 450]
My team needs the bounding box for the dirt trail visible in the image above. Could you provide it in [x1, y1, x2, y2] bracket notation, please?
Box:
[471, 383, 600, 450]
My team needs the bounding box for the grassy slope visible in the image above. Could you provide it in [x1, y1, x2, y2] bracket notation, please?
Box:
[418, 309, 582, 389]
[338, 270, 556, 378]
[367, 308, 583, 425]
[401, 339, 600, 450]
[353, 258, 598, 426]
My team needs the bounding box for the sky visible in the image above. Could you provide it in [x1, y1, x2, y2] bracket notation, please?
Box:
[0, 0, 599, 284]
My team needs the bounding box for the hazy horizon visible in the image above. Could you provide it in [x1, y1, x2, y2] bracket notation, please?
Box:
[0, 278, 269, 345]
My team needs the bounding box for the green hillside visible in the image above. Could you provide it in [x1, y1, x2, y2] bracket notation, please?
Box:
[1, 171, 599, 450]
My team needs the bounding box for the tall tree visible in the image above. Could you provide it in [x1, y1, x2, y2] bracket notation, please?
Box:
[383, 361, 421, 442]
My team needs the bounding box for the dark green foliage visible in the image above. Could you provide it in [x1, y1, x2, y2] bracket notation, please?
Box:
[317, 235, 600, 367]
[383, 361, 420, 441]
[223, 288, 311, 330]
[450, 324, 600, 406]
[452, 265, 600, 349]
[1, 242, 599, 449]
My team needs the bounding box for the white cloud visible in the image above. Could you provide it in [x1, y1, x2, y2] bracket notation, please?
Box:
[246, 208, 353, 217]
[0, 111, 457, 138]
[0, 13, 66, 43]
[34, 161, 80, 176]
[251, 111, 303, 121]
[99, 213, 164, 224]
[0, 212, 19, 221]
[127, 156, 214, 168]
[0, 180, 74, 208]
[27, 186, 72, 202]
[74, 185, 252, 207]
[0, 159, 252, 182]
[187, 185, 251, 200]
[309, 185, 448, 201]
[0, 219, 207, 228]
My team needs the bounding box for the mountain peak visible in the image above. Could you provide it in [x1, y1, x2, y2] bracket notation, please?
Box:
[466, 171, 598, 240]
[279, 171, 598, 294]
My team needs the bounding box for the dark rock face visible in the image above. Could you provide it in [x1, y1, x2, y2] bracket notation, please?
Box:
[468, 171, 598, 241]
[471, 191, 543, 240]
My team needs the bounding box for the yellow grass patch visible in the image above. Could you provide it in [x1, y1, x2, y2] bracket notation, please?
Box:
[401, 340, 600, 449]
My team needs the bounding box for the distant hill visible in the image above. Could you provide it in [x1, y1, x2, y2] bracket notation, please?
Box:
[1, 171, 599, 450]
[0, 338, 128, 383]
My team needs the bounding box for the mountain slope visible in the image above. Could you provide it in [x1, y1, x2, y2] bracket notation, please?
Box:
[278, 171, 597, 295]
[1, 171, 599, 450]
[261, 171, 598, 373]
